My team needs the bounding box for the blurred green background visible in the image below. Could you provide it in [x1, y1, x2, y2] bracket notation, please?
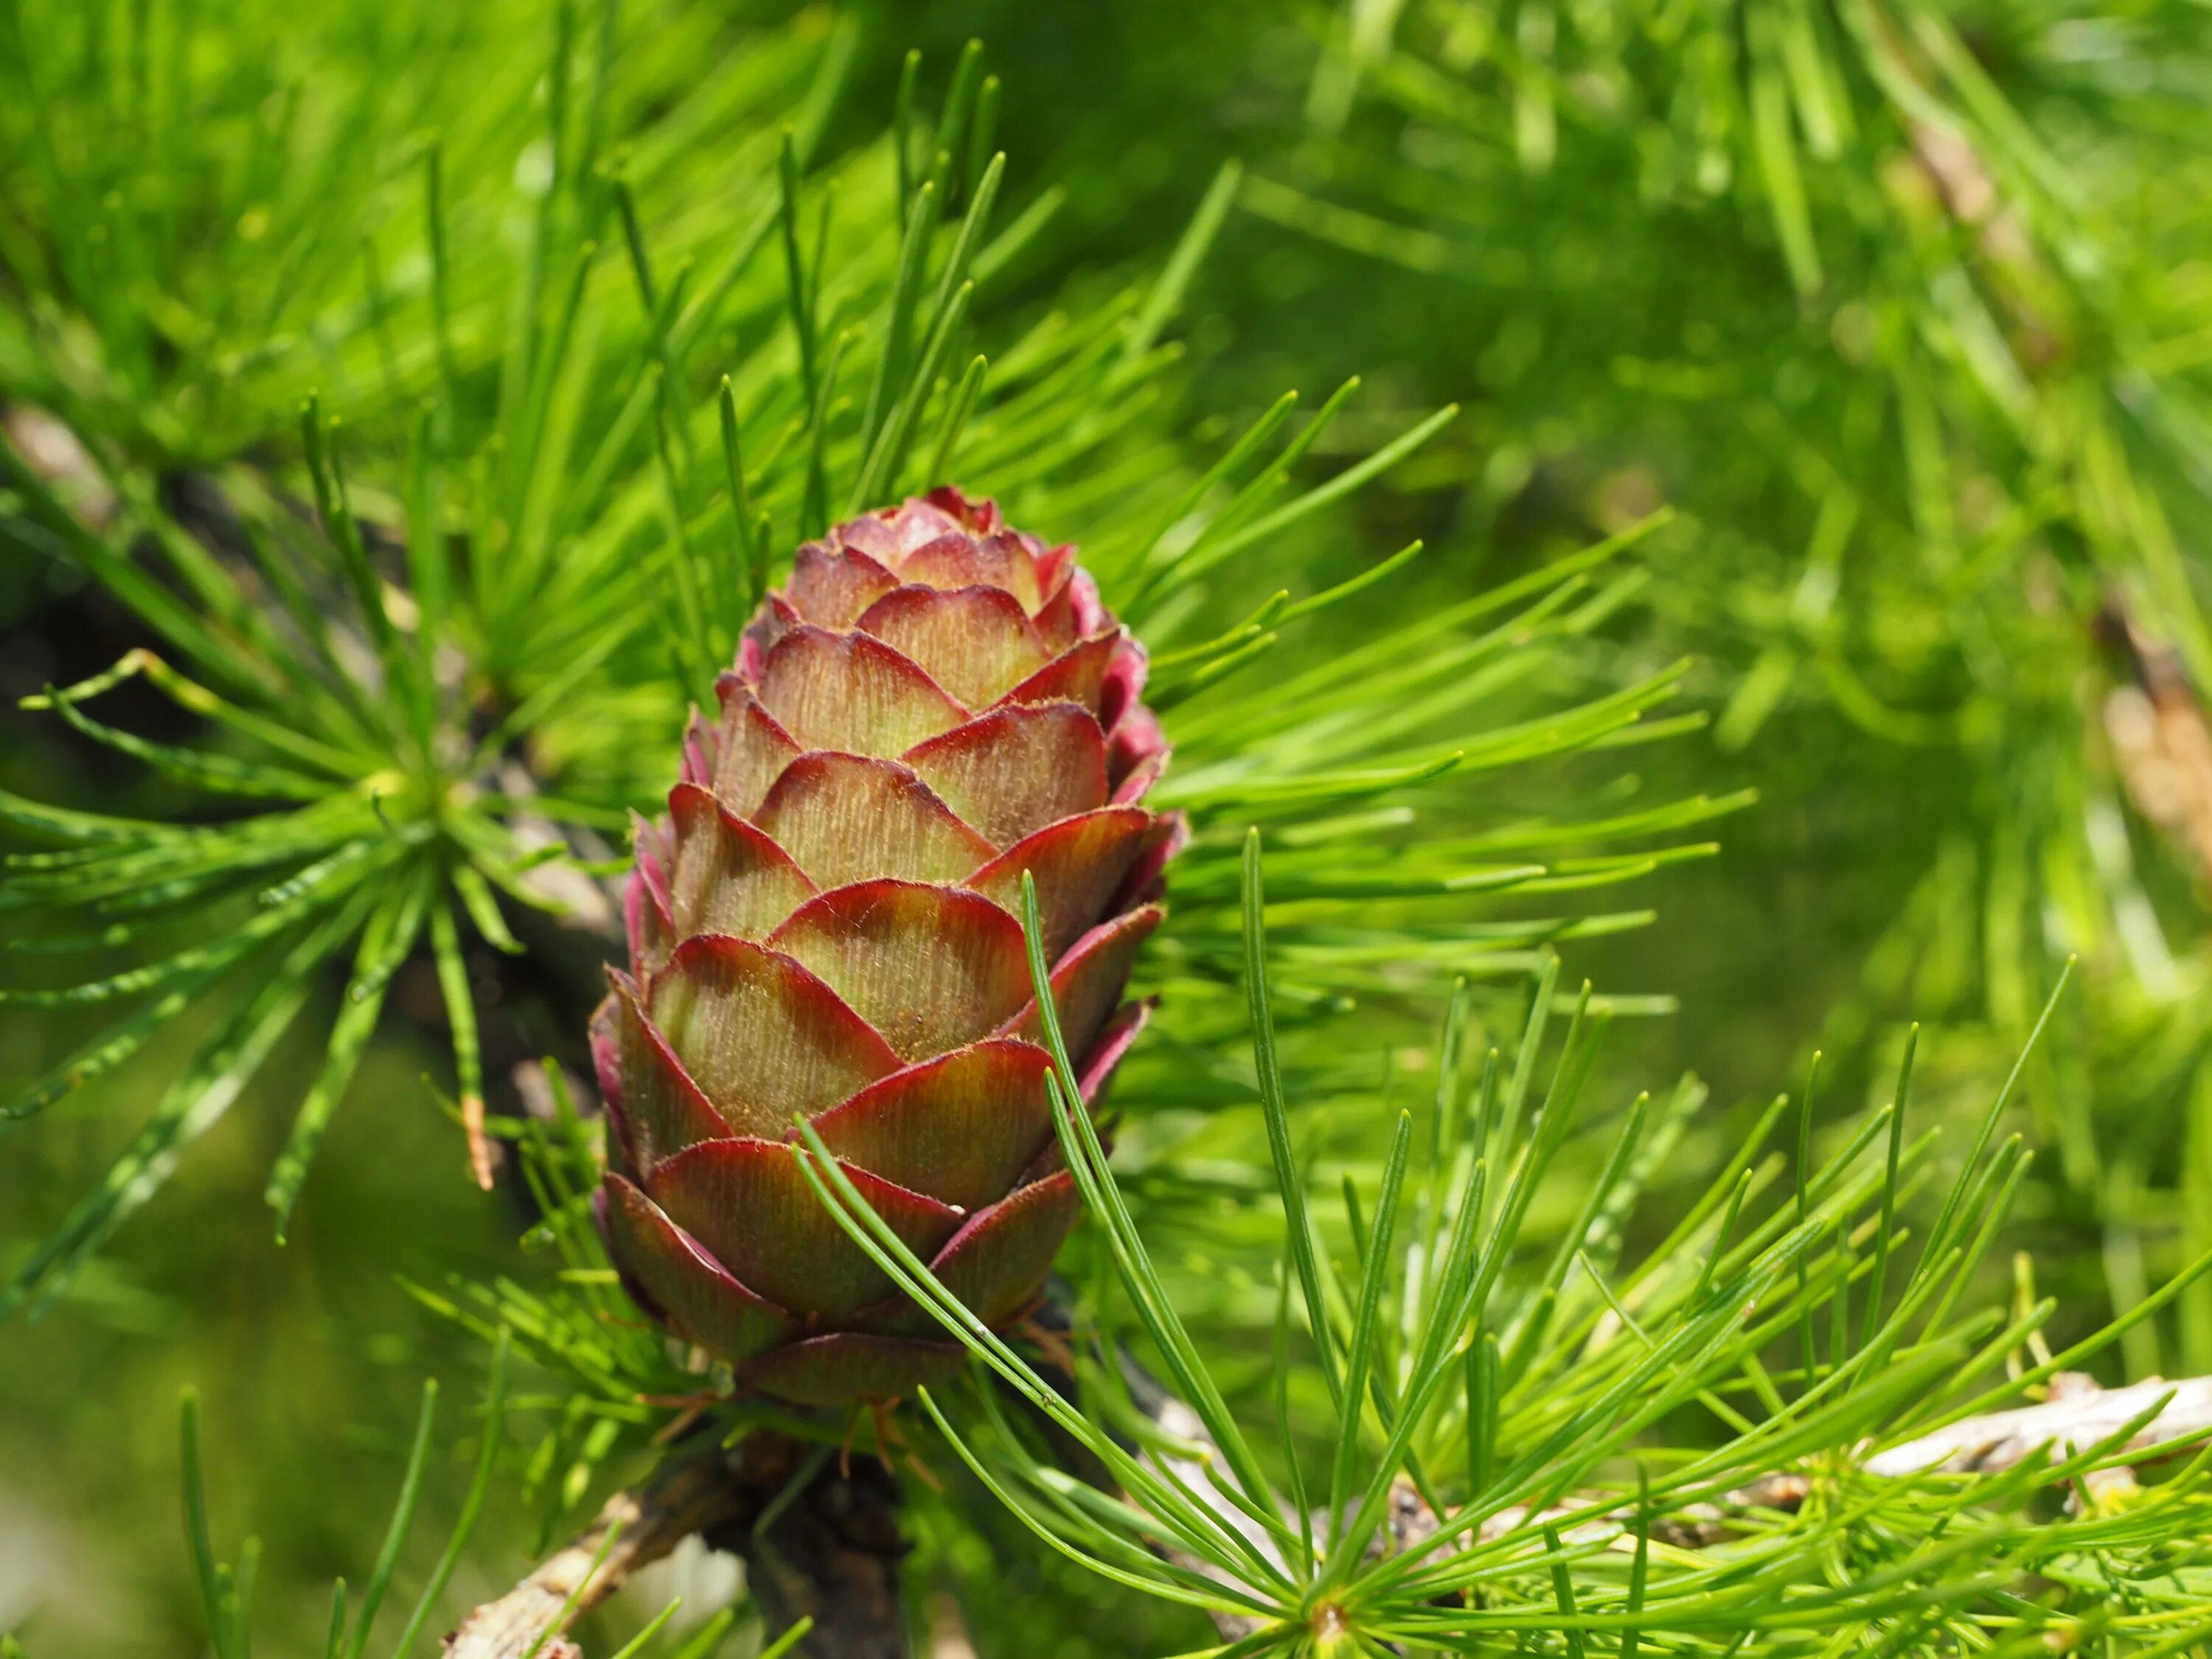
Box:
[11, 0, 2212, 1652]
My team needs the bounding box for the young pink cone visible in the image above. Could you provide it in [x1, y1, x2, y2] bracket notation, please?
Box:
[595, 489, 1176, 1405]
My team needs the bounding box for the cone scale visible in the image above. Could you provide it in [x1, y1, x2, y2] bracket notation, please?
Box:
[595, 490, 1175, 1405]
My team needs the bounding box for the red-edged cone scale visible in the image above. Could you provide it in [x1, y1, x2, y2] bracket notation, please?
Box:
[595, 489, 1176, 1405]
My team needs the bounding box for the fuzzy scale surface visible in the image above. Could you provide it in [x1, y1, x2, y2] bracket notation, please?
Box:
[594, 488, 1175, 1405]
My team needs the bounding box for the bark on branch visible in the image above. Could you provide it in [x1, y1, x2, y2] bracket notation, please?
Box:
[443, 1430, 906, 1659]
[1399, 1370, 2212, 1561]
[442, 1453, 745, 1659]
[1863, 1371, 2212, 1477]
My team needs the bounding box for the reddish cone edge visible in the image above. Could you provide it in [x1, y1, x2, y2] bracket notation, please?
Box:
[593, 488, 1179, 1405]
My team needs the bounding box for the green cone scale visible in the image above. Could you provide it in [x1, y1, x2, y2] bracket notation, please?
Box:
[594, 489, 1175, 1405]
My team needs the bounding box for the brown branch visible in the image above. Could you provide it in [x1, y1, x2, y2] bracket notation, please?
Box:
[444, 1430, 909, 1659]
[1863, 1370, 2212, 1478]
[442, 1452, 745, 1659]
[1425, 1371, 2212, 1559]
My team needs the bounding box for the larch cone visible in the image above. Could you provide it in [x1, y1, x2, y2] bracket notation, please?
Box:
[594, 488, 1175, 1405]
